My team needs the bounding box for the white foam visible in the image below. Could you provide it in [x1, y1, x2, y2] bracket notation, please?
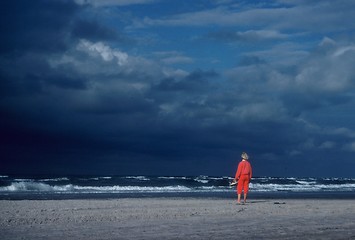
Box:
[100, 176, 112, 179]
[124, 176, 150, 181]
[14, 179, 34, 182]
[73, 185, 192, 193]
[1, 182, 55, 192]
[250, 183, 355, 192]
[296, 180, 316, 185]
[0, 182, 193, 193]
[208, 176, 230, 180]
[1, 177, 355, 195]
[87, 177, 112, 180]
[158, 176, 188, 180]
[39, 177, 70, 182]
[194, 178, 209, 184]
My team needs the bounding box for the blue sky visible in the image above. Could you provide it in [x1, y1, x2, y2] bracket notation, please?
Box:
[1, 0, 355, 177]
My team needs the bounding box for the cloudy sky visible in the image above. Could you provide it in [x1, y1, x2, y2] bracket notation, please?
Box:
[1, 0, 355, 177]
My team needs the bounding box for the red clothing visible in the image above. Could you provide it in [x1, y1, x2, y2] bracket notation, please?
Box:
[235, 160, 252, 180]
[237, 175, 250, 194]
[235, 160, 252, 194]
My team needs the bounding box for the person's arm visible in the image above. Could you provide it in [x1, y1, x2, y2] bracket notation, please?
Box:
[234, 162, 242, 180]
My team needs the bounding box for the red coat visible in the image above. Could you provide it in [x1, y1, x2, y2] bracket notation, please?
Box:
[235, 160, 252, 180]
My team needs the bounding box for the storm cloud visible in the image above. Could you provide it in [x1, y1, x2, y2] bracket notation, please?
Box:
[1, 0, 355, 177]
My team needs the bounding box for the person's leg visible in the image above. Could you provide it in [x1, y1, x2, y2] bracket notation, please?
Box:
[237, 179, 243, 203]
[243, 178, 250, 203]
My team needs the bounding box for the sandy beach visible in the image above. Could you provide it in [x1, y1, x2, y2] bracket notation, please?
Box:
[1, 198, 354, 240]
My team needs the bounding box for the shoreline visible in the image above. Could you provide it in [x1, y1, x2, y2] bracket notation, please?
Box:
[1, 198, 355, 239]
[2, 190, 355, 200]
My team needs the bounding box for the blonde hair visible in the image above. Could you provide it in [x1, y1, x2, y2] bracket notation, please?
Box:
[241, 152, 249, 160]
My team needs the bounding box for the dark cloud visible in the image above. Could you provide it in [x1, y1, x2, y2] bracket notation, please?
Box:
[0, 0, 79, 54]
[1, 1, 355, 177]
[155, 70, 217, 92]
[0, 0, 121, 55]
[71, 19, 119, 41]
[46, 75, 87, 90]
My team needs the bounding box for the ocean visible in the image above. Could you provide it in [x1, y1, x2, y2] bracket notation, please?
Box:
[1, 175, 355, 200]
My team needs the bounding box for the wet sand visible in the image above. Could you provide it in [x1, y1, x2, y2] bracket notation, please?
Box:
[1, 198, 354, 239]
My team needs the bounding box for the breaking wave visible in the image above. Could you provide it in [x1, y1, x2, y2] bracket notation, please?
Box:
[1, 176, 355, 196]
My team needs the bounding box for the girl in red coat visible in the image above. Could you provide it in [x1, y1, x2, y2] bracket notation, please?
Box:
[233, 152, 252, 204]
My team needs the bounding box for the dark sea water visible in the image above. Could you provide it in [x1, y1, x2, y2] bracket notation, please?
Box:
[1, 175, 355, 200]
